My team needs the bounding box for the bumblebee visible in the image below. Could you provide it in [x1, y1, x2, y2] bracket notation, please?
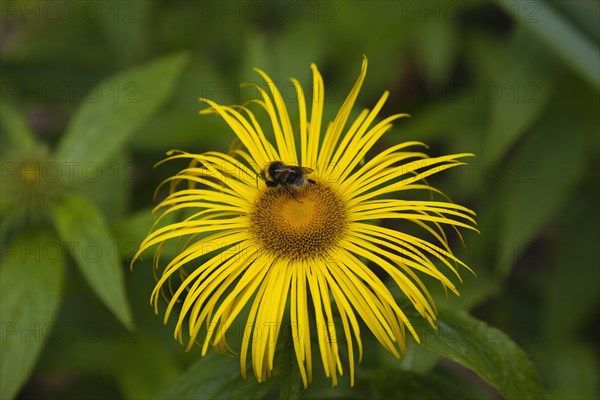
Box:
[260, 161, 315, 196]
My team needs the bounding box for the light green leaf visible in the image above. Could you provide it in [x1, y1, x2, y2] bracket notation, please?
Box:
[51, 194, 132, 326]
[409, 308, 546, 400]
[165, 350, 273, 400]
[497, 0, 600, 88]
[0, 102, 36, 152]
[0, 230, 65, 400]
[75, 152, 131, 222]
[54, 52, 188, 167]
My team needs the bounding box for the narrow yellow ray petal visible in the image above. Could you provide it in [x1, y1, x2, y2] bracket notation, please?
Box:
[307, 63, 324, 167]
[199, 99, 269, 166]
[320, 56, 368, 168]
[305, 263, 332, 378]
[290, 262, 309, 387]
[244, 82, 293, 163]
[254, 69, 298, 164]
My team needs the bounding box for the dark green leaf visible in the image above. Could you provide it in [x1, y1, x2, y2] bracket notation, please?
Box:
[358, 367, 490, 400]
[51, 194, 132, 326]
[54, 53, 189, 167]
[165, 350, 273, 400]
[483, 26, 558, 163]
[279, 333, 301, 400]
[112, 334, 181, 399]
[407, 308, 546, 400]
[541, 177, 600, 342]
[532, 342, 599, 399]
[0, 230, 65, 400]
[496, 76, 596, 275]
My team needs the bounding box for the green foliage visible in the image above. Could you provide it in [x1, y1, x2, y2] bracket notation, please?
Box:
[165, 351, 274, 400]
[54, 52, 189, 167]
[410, 308, 546, 399]
[51, 194, 132, 326]
[1, 1, 597, 399]
[0, 230, 65, 400]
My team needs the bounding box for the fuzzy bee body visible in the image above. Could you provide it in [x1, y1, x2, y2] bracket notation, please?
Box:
[260, 161, 315, 195]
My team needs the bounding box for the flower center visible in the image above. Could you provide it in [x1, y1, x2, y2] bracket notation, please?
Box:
[249, 183, 347, 261]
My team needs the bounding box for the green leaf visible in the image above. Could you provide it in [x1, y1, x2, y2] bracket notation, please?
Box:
[74, 152, 131, 222]
[165, 350, 274, 400]
[112, 207, 178, 262]
[483, 26, 558, 163]
[496, 0, 600, 88]
[0, 229, 65, 400]
[417, 21, 459, 86]
[541, 177, 600, 342]
[50, 194, 132, 326]
[131, 58, 224, 152]
[407, 308, 546, 400]
[99, 1, 154, 66]
[496, 75, 596, 275]
[54, 52, 189, 167]
[112, 334, 181, 400]
[0, 102, 36, 152]
[279, 332, 301, 400]
[358, 367, 489, 400]
[532, 342, 599, 399]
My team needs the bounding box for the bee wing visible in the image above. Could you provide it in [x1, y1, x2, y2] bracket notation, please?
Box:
[301, 167, 314, 174]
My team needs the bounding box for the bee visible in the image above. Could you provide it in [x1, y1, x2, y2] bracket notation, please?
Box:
[259, 161, 315, 197]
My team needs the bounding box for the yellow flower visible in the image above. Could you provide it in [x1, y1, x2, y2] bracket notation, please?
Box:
[133, 57, 476, 387]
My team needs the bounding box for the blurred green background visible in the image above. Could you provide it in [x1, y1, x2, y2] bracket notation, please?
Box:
[1, 1, 598, 399]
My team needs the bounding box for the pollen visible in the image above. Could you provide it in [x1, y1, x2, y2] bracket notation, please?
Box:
[249, 182, 347, 261]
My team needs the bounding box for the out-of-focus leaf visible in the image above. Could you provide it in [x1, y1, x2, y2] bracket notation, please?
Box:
[423, 265, 500, 312]
[112, 207, 178, 262]
[497, 0, 599, 88]
[165, 350, 273, 400]
[401, 97, 487, 148]
[532, 342, 599, 400]
[112, 333, 181, 400]
[1, 16, 108, 66]
[496, 76, 597, 275]
[74, 152, 131, 222]
[54, 53, 188, 167]
[550, 0, 600, 43]
[131, 59, 225, 152]
[407, 307, 546, 400]
[0, 230, 65, 400]
[417, 22, 459, 86]
[99, 1, 153, 66]
[541, 177, 600, 342]
[484, 26, 558, 163]
[0, 102, 36, 152]
[51, 194, 132, 326]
